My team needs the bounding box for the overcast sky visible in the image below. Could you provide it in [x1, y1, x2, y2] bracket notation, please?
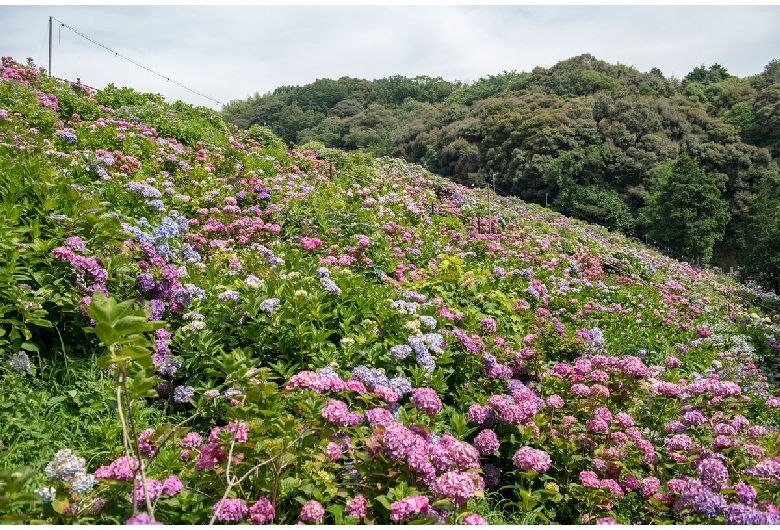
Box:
[1, 5, 779, 110]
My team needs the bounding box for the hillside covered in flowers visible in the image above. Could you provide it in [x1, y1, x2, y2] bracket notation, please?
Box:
[3, 56, 780, 524]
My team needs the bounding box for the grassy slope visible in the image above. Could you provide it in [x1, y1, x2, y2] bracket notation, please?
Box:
[2, 57, 780, 524]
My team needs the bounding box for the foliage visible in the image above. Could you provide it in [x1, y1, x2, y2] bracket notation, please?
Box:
[3, 56, 780, 526]
[640, 156, 730, 265]
[221, 54, 780, 277]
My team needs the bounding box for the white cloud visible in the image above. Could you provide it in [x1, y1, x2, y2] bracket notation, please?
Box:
[1, 5, 778, 110]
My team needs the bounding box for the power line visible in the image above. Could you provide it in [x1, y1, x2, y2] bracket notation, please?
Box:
[50, 16, 223, 107]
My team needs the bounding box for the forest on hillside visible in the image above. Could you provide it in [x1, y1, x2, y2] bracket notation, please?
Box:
[222, 55, 780, 291]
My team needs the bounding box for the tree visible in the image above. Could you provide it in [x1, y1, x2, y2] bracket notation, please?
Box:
[736, 177, 780, 291]
[640, 155, 730, 265]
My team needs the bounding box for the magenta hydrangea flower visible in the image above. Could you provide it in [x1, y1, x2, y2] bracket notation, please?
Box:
[467, 404, 490, 424]
[300, 500, 325, 523]
[640, 476, 660, 497]
[473, 429, 500, 455]
[580, 470, 601, 487]
[161, 475, 184, 496]
[129, 479, 163, 503]
[512, 446, 551, 473]
[345, 494, 367, 519]
[321, 399, 362, 427]
[389, 495, 432, 522]
[179, 432, 203, 448]
[249, 498, 275, 525]
[325, 442, 343, 460]
[411, 387, 442, 415]
[213, 498, 248, 522]
[462, 513, 489, 525]
[433, 471, 483, 506]
[94, 455, 138, 481]
[545, 394, 564, 408]
[125, 513, 162, 525]
[195, 441, 226, 470]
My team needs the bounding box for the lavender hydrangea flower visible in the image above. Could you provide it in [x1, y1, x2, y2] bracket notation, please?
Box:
[390, 344, 412, 360]
[35, 485, 56, 502]
[260, 298, 280, 313]
[9, 351, 30, 373]
[173, 386, 195, 404]
[321, 278, 342, 296]
[419, 315, 437, 329]
[217, 290, 240, 303]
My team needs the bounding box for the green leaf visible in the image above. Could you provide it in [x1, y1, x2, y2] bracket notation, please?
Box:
[113, 315, 154, 336]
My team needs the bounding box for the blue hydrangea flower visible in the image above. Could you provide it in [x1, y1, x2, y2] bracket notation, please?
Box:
[173, 386, 195, 404]
[416, 351, 436, 371]
[152, 217, 181, 241]
[388, 377, 412, 397]
[419, 316, 437, 329]
[68, 472, 95, 493]
[56, 130, 77, 144]
[321, 278, 342, 296]
[390, 345, 412, 360]
[260, 298, 280, 313]
[157, 357, 181, 376]
[218, 290, 240, 303]
[317, 366, 339, 379]
[408, 335, 428, 356]
[9, 351, 31, 373]
[182, 244, 201, 262]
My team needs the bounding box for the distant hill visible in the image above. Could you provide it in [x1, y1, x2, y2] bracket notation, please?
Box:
[223, 55, 780, 283]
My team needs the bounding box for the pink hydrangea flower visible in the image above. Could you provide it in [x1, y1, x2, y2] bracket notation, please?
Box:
[325, 442, 343, 461]
[462, 513, 489, 525]
[162, 475, 184, 496]
[213, 498, 248, 522]
[345, 494, 367, 519]
[545, 394, 564, 408]
[640, 476, 660, 497]
[411, 387, 442, 415]
[389, 495, 432, 522]
[249, 498, 275, 525]
[300, 500, 325, 523]
[580, 470, 601, 487]
[301, 237, 323, 250]
[512, 446, 551, 473]
[125, 513, 162, 525]
[473, 429, 500, 455]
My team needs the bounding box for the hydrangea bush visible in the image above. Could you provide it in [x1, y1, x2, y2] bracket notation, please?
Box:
[2, 55, 780, 524]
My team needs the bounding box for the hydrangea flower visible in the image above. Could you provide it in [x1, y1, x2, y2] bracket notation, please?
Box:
[345, 494, 367, 519]
[35, 485, 56, 502]
[250, 498, 275, 524]
[213, 498, 248, 522]
[300, 500, 325, 523]
[513, 446, 551, 473]
[411, 387, 442, 415]
[173, 385, 195, 404]
[8, 351, 30, 373]
[125, 513, 162, 525]
[473, 429, 500, 455]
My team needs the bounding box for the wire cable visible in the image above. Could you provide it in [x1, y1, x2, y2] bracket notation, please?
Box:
[36, 21, 49, 68]
[51, 16, 223, 107]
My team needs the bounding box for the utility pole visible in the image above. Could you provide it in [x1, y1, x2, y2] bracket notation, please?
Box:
[486, 181, 491, 235]
[545, 192, 548, 208]
[48, 16, 52, 76]
[492, 172, 496, 234]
